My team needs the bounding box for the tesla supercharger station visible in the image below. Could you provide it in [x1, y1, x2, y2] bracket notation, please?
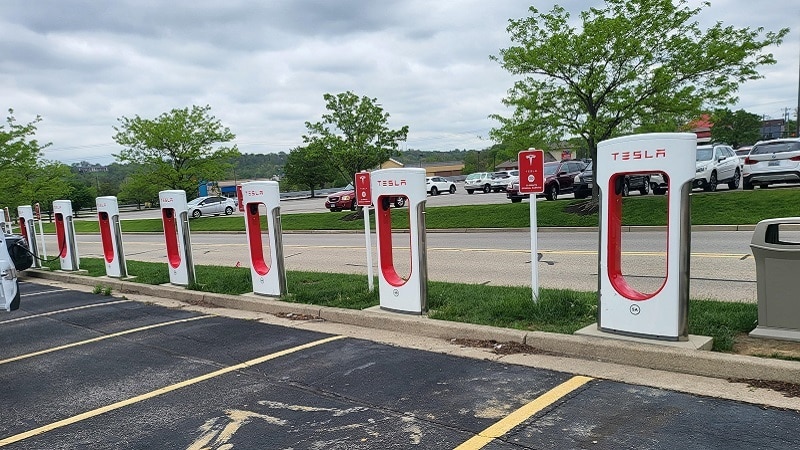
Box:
[96, 196, 128, 278]
[371, 168, 428, 314]
[241, 181, 287, 296]
[17, 205, 40, 268]
[0, 231, 20, 312]
[53, 200, 80, 271]
[159, 190, 195, 286]
[596, 132, 696, 340]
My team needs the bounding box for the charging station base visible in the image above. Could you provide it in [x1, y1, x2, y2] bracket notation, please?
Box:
[575, 323, 713, 350]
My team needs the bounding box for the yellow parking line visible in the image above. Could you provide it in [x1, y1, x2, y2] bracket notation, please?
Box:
[0, 300, 132, 325]
[0, 334, 346, 447]
[0, 315, 212, 365]
[453, 375, 593, 450]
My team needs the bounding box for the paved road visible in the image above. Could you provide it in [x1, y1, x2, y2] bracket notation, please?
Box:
[2, 281, 798, 449]
[40, 229, 784, 303]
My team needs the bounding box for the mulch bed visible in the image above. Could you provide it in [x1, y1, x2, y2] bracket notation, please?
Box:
[450, 338, 562, 356]
[729, 378, 800, 399]
[274, 312, 324, 321]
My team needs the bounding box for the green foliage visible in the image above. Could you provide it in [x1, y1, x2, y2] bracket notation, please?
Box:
[491, 0, 789, 183]
[233, 152, 288, 180]
[283, 143, 336, 195]
[113, 105, 240, 197]
[304, 91, 409, 184]
[711, 108, 762, 148]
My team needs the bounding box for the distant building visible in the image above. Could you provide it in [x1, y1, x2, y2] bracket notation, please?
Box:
[760, 119, 785, 139]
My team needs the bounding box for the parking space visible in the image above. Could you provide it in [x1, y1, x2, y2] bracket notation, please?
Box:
[2, 281, 799, 449]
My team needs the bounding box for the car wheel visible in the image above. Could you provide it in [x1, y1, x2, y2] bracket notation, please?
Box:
[575, 191, 588, 199]
[430, 186, 438, 196]
[225, 206, 234, 215]
[191, 209, 201, 218]
[728, 169, 740, 190]
[331, 208, 341, 212]
[449, 185, 456, 194]
[622, 180, 630, 197]
[743, 178, 754, 190]
[466, 189, 474, 194]
[653, 187, 666, 195]
[511, 198, 522, 203]
[394, 197, 406, 208]
[350, 200, 357, 211]
[639, 178, 650, 195]
[483, 184, 491, 194]
[704, 172, 717, 192]
[545, 184, 558, 201]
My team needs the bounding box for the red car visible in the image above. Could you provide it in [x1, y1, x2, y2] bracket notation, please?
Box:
[506, 160, 587, 202]
[325, 189, 406, 212]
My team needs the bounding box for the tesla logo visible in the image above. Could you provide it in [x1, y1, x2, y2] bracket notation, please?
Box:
[525, 154, 536, 164]
[97, 203, 106, 208]
[376, 179, 407, 187]
[359, 175, 367, 183]
[611, 149, 666, 161]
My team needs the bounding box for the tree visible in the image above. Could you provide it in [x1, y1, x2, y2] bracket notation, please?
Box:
[118, 168, 161, 209]
[491, 0, 789, 199]
[710, 108, 762, 148]
[304, 92, 409, 184]
[0, 109, 50, 207]
[113, 105, 240, 197]
[283, 143, 336, 197]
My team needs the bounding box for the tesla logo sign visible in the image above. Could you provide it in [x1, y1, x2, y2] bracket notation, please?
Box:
[611, 149, 666, 161]
[355, 171, 372, 206]
[518, 149, 545, 194]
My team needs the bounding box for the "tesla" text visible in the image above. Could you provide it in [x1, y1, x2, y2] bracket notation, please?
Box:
[611, 149, 666, 161]
[376, 179, 407, 187]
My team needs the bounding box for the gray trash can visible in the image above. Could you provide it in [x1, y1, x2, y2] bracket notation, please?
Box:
[749, 217, 800, 342]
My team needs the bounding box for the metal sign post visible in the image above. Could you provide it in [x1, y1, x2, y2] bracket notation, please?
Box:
[518, 149, 545, 301]
[355, 171, 374, 292]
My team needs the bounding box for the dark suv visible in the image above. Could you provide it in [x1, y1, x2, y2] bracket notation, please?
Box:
[506, 160, 587, 202]
[573, 162, 651, 199]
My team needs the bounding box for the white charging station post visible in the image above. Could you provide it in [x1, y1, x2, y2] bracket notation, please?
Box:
[355, 171, 374, 292]
[596, 132, 696, 340]
[241, 181, 287, 296]
[35, 202, 46, 259]
[159, 190, 195, 286]
[96, 196, 128, 278]
[518, 149, 546, 302]
[371, 168, 428, 314]
[2, 207, 11, 234]
[16, 205, 40, 268]
[53, 200, 79, 271]
[0, 231, 20, 312]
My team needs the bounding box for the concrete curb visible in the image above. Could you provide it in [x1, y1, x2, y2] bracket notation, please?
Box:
[20, 269, 800, 385]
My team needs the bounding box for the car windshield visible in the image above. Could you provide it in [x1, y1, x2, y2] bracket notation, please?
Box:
[751, 141, 800, 155]
[465, 173, 483, 180]
[696, 148, 713, 161]
[584, 162, 593, 171]
[187, 198, 203, 206]
[491, 172, 508, 179]
[543, 164, 558, 176]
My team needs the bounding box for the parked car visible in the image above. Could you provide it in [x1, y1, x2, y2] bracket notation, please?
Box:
[572, 162, 650, 199]
[694, 144, 742, 191]
[324, 188, 406, 211]
[426, 176, 456, 195]
[650, 173, 669, 195]
[4, 234, 33, 271]
[464, 172, 493, 194]
[489, 170, 519, 192]
[187, 196, 237, 218]
[735, 146, 752, 164]
[506, 160, 587, 202]
[742, 137, 800, 190]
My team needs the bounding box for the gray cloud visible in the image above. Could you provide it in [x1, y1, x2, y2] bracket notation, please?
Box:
[0, 0, 796, 164]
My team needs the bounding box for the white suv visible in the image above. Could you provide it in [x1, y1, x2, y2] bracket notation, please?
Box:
[425, 176, 456, 195]
[694, 144, 742, 191]
[742, 138, 800, 190]
[464, 172, 493, 194]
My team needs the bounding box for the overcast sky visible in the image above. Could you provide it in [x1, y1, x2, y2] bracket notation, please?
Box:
[2, 0, 797, 165]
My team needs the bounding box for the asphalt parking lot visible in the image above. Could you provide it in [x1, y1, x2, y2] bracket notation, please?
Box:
[2, 281, 799, 449]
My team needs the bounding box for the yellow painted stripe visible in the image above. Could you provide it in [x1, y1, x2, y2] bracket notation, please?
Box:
[0, 300, 132, 325]
[0, 334, 346, 447]
[0, 315, 212, 365]
[454, 375, 593, 450]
